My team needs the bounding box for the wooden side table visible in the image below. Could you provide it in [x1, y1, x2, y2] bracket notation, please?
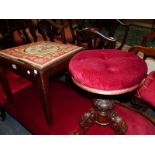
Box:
[0, 41, 83, 126]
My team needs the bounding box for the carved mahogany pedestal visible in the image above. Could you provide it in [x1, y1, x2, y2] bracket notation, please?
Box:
[75, 99, 128, 135]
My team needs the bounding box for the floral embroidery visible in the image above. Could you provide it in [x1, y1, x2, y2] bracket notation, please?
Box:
[0, 41, 82, 68]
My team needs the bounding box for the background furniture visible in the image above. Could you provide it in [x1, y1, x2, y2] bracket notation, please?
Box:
[128, 46, 155, 111]
[69, 19, 129, 49]
[141, 32, 155, 47]
[76, 28, 116, 49]
[0, 19, 37, 49]
[0, 19, 130, 50]
[129, 46, 155, 74]
[37, 19, 66, 43]
[136, 71, 155, 108]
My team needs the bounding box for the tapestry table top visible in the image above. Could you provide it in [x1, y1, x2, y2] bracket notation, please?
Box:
[0, 41, 83, 69]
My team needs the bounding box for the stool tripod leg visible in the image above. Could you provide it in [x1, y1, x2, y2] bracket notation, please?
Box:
[109, 110, 128, 134]
[74, 99, 128, 135]
[74, 109, 96, 135]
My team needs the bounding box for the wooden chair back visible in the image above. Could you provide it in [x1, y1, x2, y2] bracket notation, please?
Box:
[76, 28, 116, 49]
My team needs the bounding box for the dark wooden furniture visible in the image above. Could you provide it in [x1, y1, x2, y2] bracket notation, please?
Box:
[69, 19, 129, 49]
[128, 46, 155, 111]
[37, 20, 66, 43]
[0, 20, 37, 48]
[0, 41, 83, 125]
[93, 19, 129, 49]
[76, 28, 116, 49]
[129, 45, 155, 59]
[141, 32, 155, 47]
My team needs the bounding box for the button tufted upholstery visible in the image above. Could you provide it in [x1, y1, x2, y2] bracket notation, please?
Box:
[69, 49, 147, 94]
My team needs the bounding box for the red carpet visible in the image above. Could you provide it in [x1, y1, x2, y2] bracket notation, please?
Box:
[3, 80, 155, 135]
[0, 70, 32, 104]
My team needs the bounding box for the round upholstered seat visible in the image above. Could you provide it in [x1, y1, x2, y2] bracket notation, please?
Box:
[69, 49, 147, 95]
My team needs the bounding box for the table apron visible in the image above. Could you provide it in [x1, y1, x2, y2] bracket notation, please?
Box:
[0, 57, 41, 81]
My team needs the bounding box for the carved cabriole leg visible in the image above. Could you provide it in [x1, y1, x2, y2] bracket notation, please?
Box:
[109, 110, 128, 134]
[74, 109, 96, 135]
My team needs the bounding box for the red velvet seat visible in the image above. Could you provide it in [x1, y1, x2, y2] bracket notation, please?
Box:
[2, 80, 155, 134]
[136, 71, 155, 107]
[69, 49, 147, 94]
